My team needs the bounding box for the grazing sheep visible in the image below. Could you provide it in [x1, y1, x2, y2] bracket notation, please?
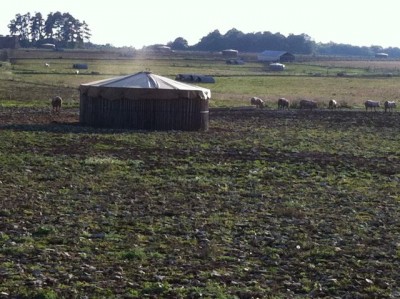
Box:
[328, 99, 338, 109]
[250, 97, 264, 108]
[384, 100, 396, 112]
[364, 100, 380, 111]
[277, 98, 290, 110]
[45, 63, 50, 67]
[299, 99, 317, 110]
[51, 96, 62, 113]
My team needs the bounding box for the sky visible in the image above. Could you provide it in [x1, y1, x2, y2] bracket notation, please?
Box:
[1, 0, 400, 49]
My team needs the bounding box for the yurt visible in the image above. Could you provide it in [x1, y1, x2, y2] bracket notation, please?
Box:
[79, 71, 211, 131]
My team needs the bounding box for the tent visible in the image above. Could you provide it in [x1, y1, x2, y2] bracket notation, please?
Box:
[79, 71, 211, 131]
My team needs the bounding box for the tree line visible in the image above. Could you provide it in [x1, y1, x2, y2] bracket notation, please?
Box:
[168, 28, 314, 54]
[8, 12, 91, 49]
[8, 13, 400, 57]
[167, 28, 400, 58]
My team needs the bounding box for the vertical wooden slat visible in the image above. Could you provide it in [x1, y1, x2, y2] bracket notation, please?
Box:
[79, 88, 210, 131]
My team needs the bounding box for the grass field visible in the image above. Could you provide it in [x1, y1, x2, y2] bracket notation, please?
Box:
[0, 50, 400, 298]
[3, 50, 400, 109]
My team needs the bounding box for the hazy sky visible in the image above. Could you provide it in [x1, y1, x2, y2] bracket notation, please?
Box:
[1, 0, 399, 49]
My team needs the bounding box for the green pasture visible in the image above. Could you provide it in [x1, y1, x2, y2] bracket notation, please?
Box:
[2, 53, 400, 109]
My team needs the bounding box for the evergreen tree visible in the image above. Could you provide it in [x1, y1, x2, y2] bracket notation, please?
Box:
[8, 11, 91, 48]
[30, 12, 45, 43]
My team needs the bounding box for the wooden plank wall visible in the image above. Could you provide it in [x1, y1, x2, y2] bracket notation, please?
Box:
[80, 95, 209, 131]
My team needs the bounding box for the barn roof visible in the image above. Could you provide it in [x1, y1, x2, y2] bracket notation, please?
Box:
[257, 50, 294, 62]
[222, 49, 238, 53]
[80, 71, 211, 100]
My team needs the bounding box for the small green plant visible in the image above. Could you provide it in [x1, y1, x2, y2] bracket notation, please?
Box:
[30, 289, 57, 299]
[120, 248, 147, 261]
[32, 225, 56, 237]
[141, 282, 171, 296]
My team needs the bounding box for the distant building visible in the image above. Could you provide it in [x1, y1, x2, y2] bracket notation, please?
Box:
[375, 52, 388, 58]
[222, 49, 238, 58]
[269, 63, 285, 71]
[226, 58, 245, 65]
[144, 45, 172, 53]
[0, 35, 20, 49]
[73, 63, 89, 70]
[175, 73, 215, 83]
[258, 50, 295, 63]
[156, 45, 172, 52]
[40, 43, 56, 50]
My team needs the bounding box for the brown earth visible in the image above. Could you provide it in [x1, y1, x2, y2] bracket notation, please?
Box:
[0, 107, 79, 126]
[1, 106, 400, 298]
[1, 106, 399, 128]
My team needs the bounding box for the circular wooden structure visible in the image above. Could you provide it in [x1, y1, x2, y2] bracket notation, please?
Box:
[79, 72, 211, 131]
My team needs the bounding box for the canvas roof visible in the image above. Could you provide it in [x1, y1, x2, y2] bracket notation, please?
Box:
[80, 71, 211, 100]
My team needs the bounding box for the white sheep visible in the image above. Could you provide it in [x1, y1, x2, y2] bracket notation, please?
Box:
[328, 99, 338, 109]
[299, 99, 317, 110]
[384, 100, 396, 112]
[364, 100, 380, 111]
[250, 97, 264, 108]
[277, 98, 290, 110]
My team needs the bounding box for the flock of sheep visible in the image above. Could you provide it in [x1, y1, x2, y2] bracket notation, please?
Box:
[51, 94, 396, 115]
[250, 97, 397, 112]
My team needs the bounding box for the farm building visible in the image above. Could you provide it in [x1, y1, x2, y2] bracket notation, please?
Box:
[375, 52, 388, 58]
[145, 45, 172, 53]
[73, 63, 88, 69]
[222, 49, 239, 58]
[269, 63, 285, 71]
[175, 73, 215, 83]
[0, 35, 20, 49]
[155, 45, 172, 53]
[226, 58, 245, 65]
[79, 71, 211, 131]
[258, 50, 295, 63]
[40, 43, 56, 50]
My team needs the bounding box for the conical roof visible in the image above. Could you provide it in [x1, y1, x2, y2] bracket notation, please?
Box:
[80, 71, 211, 100]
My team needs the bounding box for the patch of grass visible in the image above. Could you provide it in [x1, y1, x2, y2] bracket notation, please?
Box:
[120, 248, 147, 261]
[3, 55, 400, 108]
[32, 225, 56, 237]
